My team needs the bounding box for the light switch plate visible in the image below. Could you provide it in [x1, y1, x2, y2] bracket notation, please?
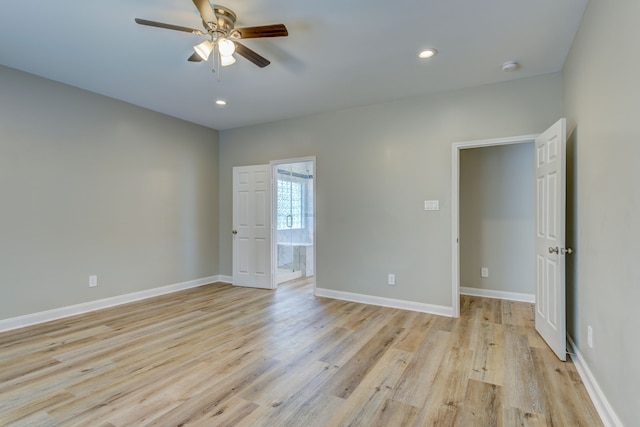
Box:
[424, 200, 439, 211]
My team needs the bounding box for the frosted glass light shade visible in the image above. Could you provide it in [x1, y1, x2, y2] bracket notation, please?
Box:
[220, 54, 236, 66]
[218, 38, 236, 56]
[194, 40, 213, 60]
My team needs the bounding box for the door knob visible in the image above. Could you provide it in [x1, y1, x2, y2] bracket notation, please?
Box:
[548, 247, 559, 254]
[561, 247, 574, 255]
[232, 230, 238, 235]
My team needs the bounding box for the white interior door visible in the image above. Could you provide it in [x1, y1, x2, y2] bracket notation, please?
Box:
[534, 118, 568, 361]
[233, 165, 273, 289]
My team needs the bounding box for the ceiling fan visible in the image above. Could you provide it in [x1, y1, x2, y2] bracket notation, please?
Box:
[135, 0, 288, 68]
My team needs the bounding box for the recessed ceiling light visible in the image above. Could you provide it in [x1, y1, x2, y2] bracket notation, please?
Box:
[418, 48, 438, 59]
[215, 99, 227, 106]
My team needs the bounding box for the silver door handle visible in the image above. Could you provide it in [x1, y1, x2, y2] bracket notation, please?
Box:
[549, 246, 573, 255]
[232, 230, 238, 235]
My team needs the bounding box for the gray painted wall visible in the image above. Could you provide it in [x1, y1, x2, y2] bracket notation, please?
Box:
[1, 1, 635, 420]
[460, 143, 534, 295]
[219, 74, 563, 307]
[0, 66, 220, 319]
[562, 0, 640, 425]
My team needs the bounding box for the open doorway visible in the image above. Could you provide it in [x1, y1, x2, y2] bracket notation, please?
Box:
[451, 135, 537, 317]
[459, 143, 535, 302]
[453, 120, 568, 360]
[271, 158, 315, 287]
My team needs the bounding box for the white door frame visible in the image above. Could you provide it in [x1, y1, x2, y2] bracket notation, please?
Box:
[451, 134, 538, 317]
[270, 156, 316, 293]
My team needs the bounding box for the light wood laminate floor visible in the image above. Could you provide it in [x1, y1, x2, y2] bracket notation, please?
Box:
[0, 279, 602, 426]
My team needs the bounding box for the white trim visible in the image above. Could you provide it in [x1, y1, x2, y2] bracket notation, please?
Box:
[315, 288, 453, 317]
[451, 134, 538, 318]
[0, 275, 222, 332]
[218, 275, 233, 284]
[567, 336, 623, 427]
[460, 286, 535, 303]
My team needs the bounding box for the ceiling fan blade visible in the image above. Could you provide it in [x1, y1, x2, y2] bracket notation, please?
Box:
[192, 0, 217, 28]
[234, 42, 271, 68]
[234, 24, 288, 39]
[188, 52, 203, 62]
[135, 18, 203, 35]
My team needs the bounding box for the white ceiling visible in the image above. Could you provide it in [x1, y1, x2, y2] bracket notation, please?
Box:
[0, 0, 588, 131]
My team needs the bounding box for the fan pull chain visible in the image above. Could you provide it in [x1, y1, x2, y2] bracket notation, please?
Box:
[215, 45, 221, 82]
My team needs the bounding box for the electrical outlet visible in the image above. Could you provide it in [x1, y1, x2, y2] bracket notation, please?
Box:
[481, 267, 489, 278]
[388, 274, 396, 286]
[89, 275, 98, 288]
[587, 325, 593, 348]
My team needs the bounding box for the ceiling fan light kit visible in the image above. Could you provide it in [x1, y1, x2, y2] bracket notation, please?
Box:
[218, 38, 235, 56]
[220, 54, 236, 67]
[194, 40, 214, 61]
[135, 0, 289, 78]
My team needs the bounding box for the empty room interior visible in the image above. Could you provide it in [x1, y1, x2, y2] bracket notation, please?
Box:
[0, 0, 638, 426]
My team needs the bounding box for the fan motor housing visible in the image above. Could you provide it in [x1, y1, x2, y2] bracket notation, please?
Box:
[211, 5, 237, 34]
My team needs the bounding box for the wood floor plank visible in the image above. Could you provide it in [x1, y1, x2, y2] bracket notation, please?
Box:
[4, 410, 54, 427]
[502, 299, 535, 327]
[416, 344, 475, 426]
[503, 330, 546, 415]
[393, 311, 436, 353]
[0, 280, 604, 426]
[533, 347, 604, 426]
[239, 329, 349, 406]
[277, 389, 345, 427]
[483, 297, 504, 324]
[188, 397, 259, 427]
[144, 356, 280, 426]
[325, 347, 413, 426]
[235, 363, 344, 427]
[392, 329, 451, 408]
[502, 407, 548, 427]
[0, 391, 74, 426]
[324, 311, 408, 399]
[469, 321, 505, 386]
[0, 352, 61, 384]
[318, 307, 392, 367]
[454, 379, 501, 427]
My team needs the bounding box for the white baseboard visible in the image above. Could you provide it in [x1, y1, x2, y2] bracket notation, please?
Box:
[315, 288, 453, 317]
[217, 275, 233, 284]
[0, 275, 224, 333]
[567, 336, 623, 427]
[460, 286, 535, 303]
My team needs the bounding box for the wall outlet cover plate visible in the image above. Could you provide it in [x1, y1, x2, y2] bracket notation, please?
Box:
[424, 200, 439, 211]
